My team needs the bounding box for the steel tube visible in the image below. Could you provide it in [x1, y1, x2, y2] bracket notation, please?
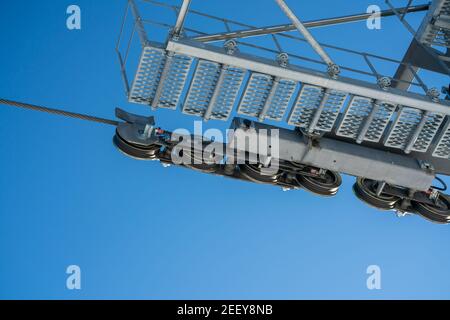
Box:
[193, 4, 429, 42]
[275, 0, 334, 66]
[173, 0, 192, 36]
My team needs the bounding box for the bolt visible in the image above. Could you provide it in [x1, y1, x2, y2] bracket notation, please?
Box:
[377, 77, 392, 90]
[276, 53, 289, 68]
[396, 210, 407, 218]
[241, 119, 253, 131]
[170, 28, 186, 41]
[427, 87, 440, 102]
[429, 188, 440, 201]
[327, 64, 340, 79]
[140, 124, 154, 140]
[224, 40, 238, 55]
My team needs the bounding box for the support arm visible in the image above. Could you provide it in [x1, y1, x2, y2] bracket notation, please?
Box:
[274, 0, 339, 77]
[173, 0, 192, 37]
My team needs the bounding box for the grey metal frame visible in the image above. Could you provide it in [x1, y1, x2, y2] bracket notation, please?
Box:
[391, 0, 450, 88]
[227, 119, 436, 191]
[118, 0, 437, 94]
[116, 0, 450, 172]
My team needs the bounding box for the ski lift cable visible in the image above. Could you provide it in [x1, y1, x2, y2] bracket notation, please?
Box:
[0, 99, 119, 127]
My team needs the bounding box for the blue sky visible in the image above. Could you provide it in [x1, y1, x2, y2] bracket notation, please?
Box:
[0, 0, 449, 299]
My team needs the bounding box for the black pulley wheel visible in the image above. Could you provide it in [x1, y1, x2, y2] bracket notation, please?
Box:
[298, 170, 342, 197]
[353, 178, 399, 210]
[113, 132, 161, 160]
[412, 195, 450, 224]
[239, 163, 280, 184]
[288, 161, 305, 170]
[182, 149, 219, 173]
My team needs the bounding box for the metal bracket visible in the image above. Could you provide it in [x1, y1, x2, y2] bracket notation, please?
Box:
[419, 159, 436, 173]
[115, 108, 158, 146]
[116, 108, 155, 126]
[224, 39, 238, 55]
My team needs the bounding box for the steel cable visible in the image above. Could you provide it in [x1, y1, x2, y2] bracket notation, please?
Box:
[0, 98, 119, 126]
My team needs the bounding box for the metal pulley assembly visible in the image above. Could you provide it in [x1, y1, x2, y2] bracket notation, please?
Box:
[2, 0, 450, 226]
[113, 108, 450, 224]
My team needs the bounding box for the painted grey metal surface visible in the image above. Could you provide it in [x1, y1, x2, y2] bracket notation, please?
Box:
[120, 0, 450, 182]
[393, 0, 450, 87]
[417, 0, 450, 48]
[228, 118, 436, 191]
[125, 38, 450, 160]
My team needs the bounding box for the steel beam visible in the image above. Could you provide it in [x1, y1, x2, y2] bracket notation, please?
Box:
[393, 40, 450, 89]
[392, 0, 450, 87]
[192, 4, 430, 43]
[229, 119, 436, 191]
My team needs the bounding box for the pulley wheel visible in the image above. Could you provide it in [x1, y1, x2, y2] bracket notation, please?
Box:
[412, 195, 450, 224]
[114, 132, 161, 160]
[239, 163, 280, 184]
[183, 149, 219, 174]
[353, 178, 399, 210]
[298, 170, 342, 197]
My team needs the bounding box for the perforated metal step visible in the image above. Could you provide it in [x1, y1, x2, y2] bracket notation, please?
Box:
[337, 97, 396, 143]
[433, 118, 450, 159]
[154, 53, 193, 110]
[129, 46, 166, 105]
[385, 108, 445, 154]
[128, 47, 193, 109]
[238, 73, 273, 118]
[183, 60, 222, 117]
[288, 85, 348, 133]
[183, 61, 246, 120]
[237, 74, 297, 122]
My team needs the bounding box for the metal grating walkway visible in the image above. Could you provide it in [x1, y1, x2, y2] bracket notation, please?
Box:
[127, 41, 450, 160]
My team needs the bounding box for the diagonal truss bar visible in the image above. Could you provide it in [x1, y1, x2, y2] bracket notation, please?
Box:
[274, 0, 335, 68]
[192, 4, 430, 43]
[173, 0, 192, 36]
